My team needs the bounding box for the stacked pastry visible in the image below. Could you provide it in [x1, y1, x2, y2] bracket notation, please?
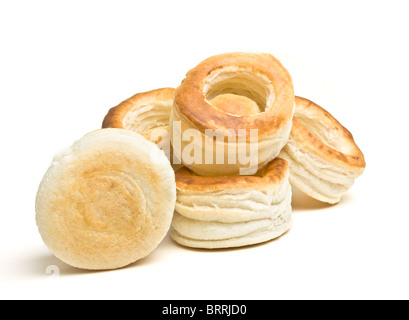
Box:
[35, 52, 366, 271]
[101, 52, 365, 250]
[102, 53, 296, 249]
[167, 53, 295, 248]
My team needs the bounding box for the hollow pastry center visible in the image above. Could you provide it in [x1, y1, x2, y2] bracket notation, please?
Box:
[210, 94, 260, 116]
[203, 68, 275, 116]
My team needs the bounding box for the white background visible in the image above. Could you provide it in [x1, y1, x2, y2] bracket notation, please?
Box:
[1, 0, 408, 300]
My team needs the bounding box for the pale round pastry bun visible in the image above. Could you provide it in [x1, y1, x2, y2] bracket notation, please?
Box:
[171, 52, 294, 177]
[171, 158, 292, 249]
[279, 96, 366, 204]
[35, 129, 176, 270]
[102, 88, 182, 170]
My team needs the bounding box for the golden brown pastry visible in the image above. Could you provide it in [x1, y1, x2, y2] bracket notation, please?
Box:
[170, 53, 294, 176]
[103, 88, 180, 169]
[171, 158, 292, 249]
[279, 96, 366, 204]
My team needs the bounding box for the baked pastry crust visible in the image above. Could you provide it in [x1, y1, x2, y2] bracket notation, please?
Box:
[171, 53, 294, 176]
[102, 88, 181, 169]
[176, 157, 289, 194]
[279, 96, 366, 204]
[36, 129, 176, 270]
[170, 158, 292, 248]
[175, 53, 294, 137]
[103, 87, 175, 134]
